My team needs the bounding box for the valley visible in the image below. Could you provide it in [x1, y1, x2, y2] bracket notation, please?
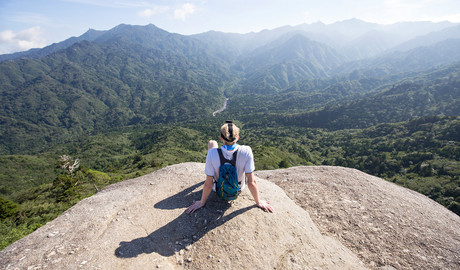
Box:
[212, 97, 229, 116]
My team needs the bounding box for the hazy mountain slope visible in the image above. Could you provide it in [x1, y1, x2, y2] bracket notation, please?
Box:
[335, 38, 460, 78]
[383, 20, 456, 40]
[192, 25, 310, 59]
[341, 30, 401, 59]
[292, 19, 457, 60]
[391, 24, 460, 52]
[188, 31, 246, 64]
[236, 34, 346, 93]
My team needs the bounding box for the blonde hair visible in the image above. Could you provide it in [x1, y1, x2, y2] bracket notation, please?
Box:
[220, 122, 239, 145]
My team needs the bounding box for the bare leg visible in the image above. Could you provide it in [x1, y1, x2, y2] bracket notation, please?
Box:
[208, 140, 218, 150]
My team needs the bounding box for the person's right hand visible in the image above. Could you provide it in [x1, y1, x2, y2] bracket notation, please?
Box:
[257, 200, 274, 213]
[186, 201, 204, 214]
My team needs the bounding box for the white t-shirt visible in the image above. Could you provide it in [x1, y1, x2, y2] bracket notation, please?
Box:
[204, 145, 255, 191]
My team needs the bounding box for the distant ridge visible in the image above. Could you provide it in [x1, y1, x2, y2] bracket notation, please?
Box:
[0, 29, 104, 62]
[390, 24, 460, 52]
[1, 20, 457, 62]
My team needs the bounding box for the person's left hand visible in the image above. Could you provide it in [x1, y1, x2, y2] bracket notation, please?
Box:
[186, 201, 204, 214]
[257, 200, 274, 213]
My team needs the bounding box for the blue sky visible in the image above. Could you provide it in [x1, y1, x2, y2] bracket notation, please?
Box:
[1, 0, 459, 54]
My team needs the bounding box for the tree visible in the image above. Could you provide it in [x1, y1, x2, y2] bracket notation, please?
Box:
[53, 155, 82, 202]
[0, 197, 18, 219]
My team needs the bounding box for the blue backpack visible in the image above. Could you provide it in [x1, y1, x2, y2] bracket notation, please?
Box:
[216, 148, 240, 201]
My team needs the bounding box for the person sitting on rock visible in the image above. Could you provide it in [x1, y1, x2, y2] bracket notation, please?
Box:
[186, 121, 274, 214]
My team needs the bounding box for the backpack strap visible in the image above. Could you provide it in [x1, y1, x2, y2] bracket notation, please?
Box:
[217, 148, 238, 166]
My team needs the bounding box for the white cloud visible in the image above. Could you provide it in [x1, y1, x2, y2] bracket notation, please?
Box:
[0, 31, 15, 42]
[174, 3, 196, 21]
[138, 6, 170, 18]
[0, 26, 47, 54]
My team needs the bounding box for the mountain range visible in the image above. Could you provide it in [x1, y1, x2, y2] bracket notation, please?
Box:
[1, 19, 459, 251]
[0, 19, 460, 154]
